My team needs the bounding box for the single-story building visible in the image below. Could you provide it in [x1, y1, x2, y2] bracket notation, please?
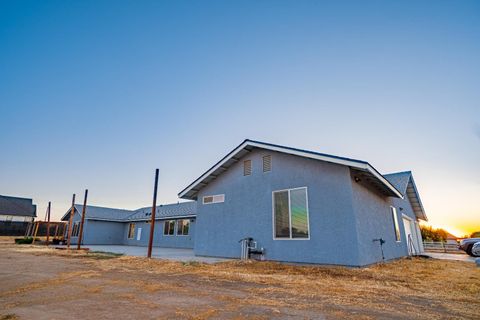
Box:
[0, 194, 37, 236]
[61, 202, 196, 248]
[62, 139, 427, 266]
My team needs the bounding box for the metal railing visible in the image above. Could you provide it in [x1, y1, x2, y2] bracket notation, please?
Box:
[423, 241, 460, 253]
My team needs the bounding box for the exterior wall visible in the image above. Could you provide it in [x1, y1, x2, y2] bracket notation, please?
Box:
[194, 149, 362, 266]
[81, 220, 126, 245]
[351, 176, 422, 266]
[123, 219, 195, 248]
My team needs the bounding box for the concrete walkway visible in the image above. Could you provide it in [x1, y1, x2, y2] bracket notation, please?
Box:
[82, 245, 230, 263]
[425, 252, 477, 263]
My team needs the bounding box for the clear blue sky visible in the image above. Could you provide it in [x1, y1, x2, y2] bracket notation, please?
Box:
[1, 1, 479, 235]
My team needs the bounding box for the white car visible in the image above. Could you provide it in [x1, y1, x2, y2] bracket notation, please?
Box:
[472, 242, 480, 257]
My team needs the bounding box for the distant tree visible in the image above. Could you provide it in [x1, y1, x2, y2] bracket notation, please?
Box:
[470, 231, 480, 238]
[420, 226, 448, 242]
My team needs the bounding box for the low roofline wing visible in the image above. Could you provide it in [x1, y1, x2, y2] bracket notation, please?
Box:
[178, 139, 403, 200]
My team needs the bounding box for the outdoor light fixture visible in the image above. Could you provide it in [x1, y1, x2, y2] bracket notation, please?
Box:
[354, 176, 361, 183]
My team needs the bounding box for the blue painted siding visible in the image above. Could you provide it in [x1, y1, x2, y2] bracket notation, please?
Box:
[122, 219, 195, 248]
[194, 149, 362, 266]
[350, 176, 409, 265]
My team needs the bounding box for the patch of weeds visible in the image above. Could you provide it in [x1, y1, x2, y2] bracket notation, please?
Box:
[15, 237, 34, 244]
[1, 314, 19, 320]
[89, 251, 124, 260]
[182, 260, 201, 267]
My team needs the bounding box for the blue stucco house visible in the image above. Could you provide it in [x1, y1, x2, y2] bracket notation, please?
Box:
[62, 139, 427, 266]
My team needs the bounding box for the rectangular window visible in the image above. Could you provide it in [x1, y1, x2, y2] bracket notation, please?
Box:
[73, 222, 80, 237]
[127, 223, 135, 239]
[163, 220, 175, 235]
[273, 187, 309, 239]
[391, 207, 401, 242]
[177, 219, 190, 236]
[244, 159, 252, 176]
[203, 194, 225, 204]
[263, 155, 272, 172]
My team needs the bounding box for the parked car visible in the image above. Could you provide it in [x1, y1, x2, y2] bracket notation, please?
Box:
[472, 242, 480, 257]
[459, 238, 480, 256]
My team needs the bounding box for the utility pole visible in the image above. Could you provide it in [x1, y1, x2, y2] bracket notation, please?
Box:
[46, 202, 51, 246]
[147, 169, 159, 258]
[67, 194, 75, 249]
[77, 189, 88, 250]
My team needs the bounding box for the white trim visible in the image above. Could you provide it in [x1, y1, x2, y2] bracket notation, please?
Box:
[176, 219, 190, 236]
[401, 213, 413, 221]
[127, 223, 135, 239]
[163, 220, 176, 236]
[272, 186, 310, 241]
[178, 140, 403, 199]
[125, 214, 196, 222]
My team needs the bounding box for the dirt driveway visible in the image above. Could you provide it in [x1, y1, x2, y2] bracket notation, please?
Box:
[0, 243, 479, 320]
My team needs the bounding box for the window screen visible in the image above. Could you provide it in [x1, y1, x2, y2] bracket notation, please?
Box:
[273, 187, 309, 239]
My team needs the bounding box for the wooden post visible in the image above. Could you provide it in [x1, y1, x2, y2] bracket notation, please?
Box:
[77, 189, 88, 250]
[54, 224, 59, 240]
[24, 222, 31, 237]
[32, 222, 40, 244]
[46, 202, 51, 246]
[67, 194, 75, 249]
[147, 169, 159, 258]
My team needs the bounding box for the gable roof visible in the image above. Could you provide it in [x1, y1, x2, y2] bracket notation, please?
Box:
[61, 202, 196, 222]
[384, 171, 428, 221]
[178, 139, 404, 200]
[61, 204, 134, 222]
[0, 195, 37, 217]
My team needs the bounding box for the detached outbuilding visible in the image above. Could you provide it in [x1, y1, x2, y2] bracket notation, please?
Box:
[0, 194, 36, 236]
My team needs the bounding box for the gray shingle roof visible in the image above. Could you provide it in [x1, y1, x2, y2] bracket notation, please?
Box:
[126, 201, 196, 221]
[383, 171, 412, 196]
[179, 139, 403, 200]
[384, 171, 428, 221]
[0, 195, 36, 217]
[61, 201, 196, 222]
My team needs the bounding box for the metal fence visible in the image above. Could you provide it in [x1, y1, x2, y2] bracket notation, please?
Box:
[423, 241, 460, 253]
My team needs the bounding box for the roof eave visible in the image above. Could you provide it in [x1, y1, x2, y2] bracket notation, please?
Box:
[178, 140, 404, 200]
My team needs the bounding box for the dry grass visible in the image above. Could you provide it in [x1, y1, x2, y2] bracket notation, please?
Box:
[3, 244, 479, 319]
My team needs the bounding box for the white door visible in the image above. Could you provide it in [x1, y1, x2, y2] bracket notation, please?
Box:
[402, 217, 415, 255]
[137, 228, 142, 241]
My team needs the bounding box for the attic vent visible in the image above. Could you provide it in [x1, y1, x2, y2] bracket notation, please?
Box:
[263, 155, 272, 172]
[244, 160, 252, 176]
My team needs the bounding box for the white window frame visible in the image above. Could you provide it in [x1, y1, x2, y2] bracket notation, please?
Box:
[176, 219, 190, 236]
[163, 220, 176, 236]
[272, 187, 310, 241]
[127, 223, 135, 239]
[202, 194, 225, 205]
[391, 206, 401, 242]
